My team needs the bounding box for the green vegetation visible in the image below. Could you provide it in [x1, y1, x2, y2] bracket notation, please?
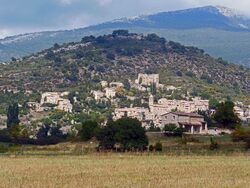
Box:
[213, 101, 240, 129]
[0, 31, 249, 109]
[96, 118, 148, 151]
[79, 121, 98, 141]
[7, 103, 20, 129]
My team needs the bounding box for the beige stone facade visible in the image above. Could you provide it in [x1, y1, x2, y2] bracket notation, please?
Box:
[39, 92, 72, 113]
[105, 88, 116, 99]
[160, 112, 208, 134]
[109, 82, 124, 88]
[135, 74, 160, 87]
[113, 95, 209, 133]
[91, 90, 105, 101]
[113, 107, 152, 121]
[57, 99, 73, 113]
[40, 92, 61, 105]
[150, 96, 209, 117]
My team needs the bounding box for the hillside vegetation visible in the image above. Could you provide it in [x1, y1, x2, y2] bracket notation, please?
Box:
[0, 31, 249, 105]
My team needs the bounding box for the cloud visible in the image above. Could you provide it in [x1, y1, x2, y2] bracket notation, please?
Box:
[58, 0, 78, 5]
[96, 0, 113, 6]
[0, 29, 12, 39]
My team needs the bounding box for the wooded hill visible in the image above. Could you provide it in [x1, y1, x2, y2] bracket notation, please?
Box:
[0, 30, 249, 104]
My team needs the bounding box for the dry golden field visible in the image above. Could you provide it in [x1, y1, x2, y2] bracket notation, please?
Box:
[0, 154, 250, 188]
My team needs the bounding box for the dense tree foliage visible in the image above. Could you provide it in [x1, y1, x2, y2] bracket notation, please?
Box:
[80, 121, 98, 141]
[96, 118, 148, 151]
[213, 101, 240, 129]
[7, 103, 20, 129]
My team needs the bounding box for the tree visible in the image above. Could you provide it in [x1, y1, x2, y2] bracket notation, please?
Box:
[213, 101, 240, 129]
[198, 110, 213, 127]
[209, 98, 219, 110]
[7, 103, 20, 129]
[106, 53, 115, 60]
[150, 83, 157, 95]
[53, 43, 60, 49]
[96, 118, 148, 151]
[114, 118, 148, 150]
[123, 79, 131, 90]
[51, 126, 65, 139]
[36, 125, 50, 139]
[95, 121, 117, 150]
[112, 30, 129, 36]
[80, 121, 98, 141]
[176, 71, 183, 77]
[164, 124, 185, 137]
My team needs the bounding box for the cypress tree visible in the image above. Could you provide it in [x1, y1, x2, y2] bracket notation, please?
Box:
[7, 103, 20, 129]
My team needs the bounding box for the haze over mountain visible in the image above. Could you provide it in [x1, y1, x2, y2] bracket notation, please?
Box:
[1, 6, 250, 66]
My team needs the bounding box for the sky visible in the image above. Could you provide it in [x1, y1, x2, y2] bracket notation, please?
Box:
[0, 0, 250, 38]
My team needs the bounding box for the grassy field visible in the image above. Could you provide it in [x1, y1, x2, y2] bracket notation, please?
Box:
[0, 154, 250, 188]
[0, 135, 249, 187]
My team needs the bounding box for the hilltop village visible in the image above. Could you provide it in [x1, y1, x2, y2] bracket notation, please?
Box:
[1, 73, 249, 137]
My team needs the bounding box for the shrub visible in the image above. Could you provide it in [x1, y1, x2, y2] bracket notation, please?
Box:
[185, 71, 195, 78]
[231, 125, 249, 142]
[0, 144, 8, 153]
[209, 137, 219, 150]
[245, 138, 250, 150]
[154, 142, 163, 152]
[164, 124, 185, 137]
[176, 71, 183, 77]
[106, 53, 115, 60]
[149, 145, 154, 152]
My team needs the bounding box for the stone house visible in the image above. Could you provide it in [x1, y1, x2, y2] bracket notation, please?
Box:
[101, 81, 108, 88]
[91, 90, 105, 101]
[40, 92, 61, 105]
[109, 82, 124, 88]
[39, 92, 72, 113]
[57, 99, 73, 113]
[135, 74, 160, 87]
[113, 107, 153, 122]
[160, 112, 208, 134]
[149, 95, 209, 116]
[105, 88, 116, 99]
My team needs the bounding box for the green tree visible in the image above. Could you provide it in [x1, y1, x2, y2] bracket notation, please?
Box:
[150, 83, 157, 95]
[123, 79, 131, 90]
[209, 98, 219, 110]
[7, 103, 20, 129]
[114, 118, 148, 150]
[213, 101, 240, 129]
[198, 110, 213, 127]
[95, 121, 117, 150]
[96, 118, 148, 151]
[80, 121, 98, 141]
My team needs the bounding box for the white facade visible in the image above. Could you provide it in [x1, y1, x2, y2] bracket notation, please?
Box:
[91, 90, 105, 101]
[101, 81, 108, 88]
[40, 92, 61, 105]
[105, 88, 116, 99]
[113, 107, 153, 122]
[109, 82, 124, 88]
[57, 99, 73, 113]
[135, 74, 160, 87]
[150, 96, 209, 116]
[160, 112, 207, 134]
[40, 92, 72, 113]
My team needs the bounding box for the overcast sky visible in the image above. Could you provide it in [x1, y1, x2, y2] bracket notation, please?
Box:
[0, 0, 250, 38]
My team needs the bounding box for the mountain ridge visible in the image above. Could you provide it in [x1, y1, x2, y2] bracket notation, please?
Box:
[1, 6, 250, 66]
